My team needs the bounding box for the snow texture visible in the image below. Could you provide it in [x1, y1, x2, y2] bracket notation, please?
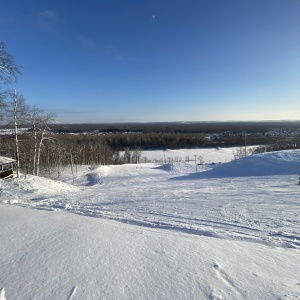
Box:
[0, 289, 6, 300]
[179, 149, 300, 178]
[0, 149, 300, 299]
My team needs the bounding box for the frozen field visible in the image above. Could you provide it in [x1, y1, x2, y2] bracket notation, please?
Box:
[125, 146, 253, 163]
[0, 148, 300, 299]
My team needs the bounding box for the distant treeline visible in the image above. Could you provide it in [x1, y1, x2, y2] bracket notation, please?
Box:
[47, 121, 300, 134]
[1, 130, 300, 178]
[40, 121, 300, 151]
[101, 132, 276, 150]
[103, 132, 207, 150]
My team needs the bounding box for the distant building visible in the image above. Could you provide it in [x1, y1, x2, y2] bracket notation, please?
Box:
[0, 156, 16, 179]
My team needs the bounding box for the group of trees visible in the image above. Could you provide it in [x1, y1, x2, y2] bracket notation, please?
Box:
[103, 132, 207, 150]
[0, 42, 57, 177]
[0, 41, 139, 178]
[0, 133, 116, 178]
[101, 131, 274, 150]
[253, 138, 300, 154]
[0, 42, 119, 178]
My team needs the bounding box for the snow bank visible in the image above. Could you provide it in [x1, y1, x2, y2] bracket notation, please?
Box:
[153, 162, 198, 173]
[0, 174, 78, 209]
[177, 150, 300, 179]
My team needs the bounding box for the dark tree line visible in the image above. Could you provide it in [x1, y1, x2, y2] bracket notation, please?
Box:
[51, 121, 300, 135]
[103, 132, 207, 150]
[84, 131, 276, 150]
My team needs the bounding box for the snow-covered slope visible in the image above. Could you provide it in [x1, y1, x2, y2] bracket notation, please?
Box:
[0, 205, 299, 300]
[176, 149, 300, 179]
[0, 149, 300, 299]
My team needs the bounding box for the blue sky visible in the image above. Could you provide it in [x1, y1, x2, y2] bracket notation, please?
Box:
[1, 0, 300, 123]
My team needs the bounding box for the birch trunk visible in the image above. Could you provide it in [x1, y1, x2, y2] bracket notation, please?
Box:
[36, 127, 46, 177]
[13, 89, 20, 178]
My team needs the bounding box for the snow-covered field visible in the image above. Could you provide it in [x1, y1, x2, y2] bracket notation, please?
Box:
[0, 128, 30, 135]
[128, 146, 248, 163]
[0, 148, 300, 299]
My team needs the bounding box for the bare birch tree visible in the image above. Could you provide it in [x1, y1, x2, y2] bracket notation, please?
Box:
[123, 147, 132, 163]
[0, 90, 7, 121]
[29, 105, 55, 176]
[0, 42, 21, 122]
[5, 90, 29, 177]
[132, 148, 142, 164]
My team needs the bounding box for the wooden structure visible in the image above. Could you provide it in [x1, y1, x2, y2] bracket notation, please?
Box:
[0, 156, 16, 179]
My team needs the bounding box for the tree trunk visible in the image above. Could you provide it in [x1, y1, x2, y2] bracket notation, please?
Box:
[36, 128, 46, 177]
[32, 123, 37, 175]
[13, 89, 20, 178]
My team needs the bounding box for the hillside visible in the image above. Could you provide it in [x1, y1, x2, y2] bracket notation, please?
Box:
[175, 149, 300, 179]
[0, 149, 299, 299]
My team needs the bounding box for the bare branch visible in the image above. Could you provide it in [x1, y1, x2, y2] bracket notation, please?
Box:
[5, 90, 30, 126]
[0, 42, 22, 84]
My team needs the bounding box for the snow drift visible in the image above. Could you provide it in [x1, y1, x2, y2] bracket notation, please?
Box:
[175, 150, 300, 179]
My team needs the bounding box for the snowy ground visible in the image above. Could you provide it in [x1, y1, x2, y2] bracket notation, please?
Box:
[0, 148, 300, 299]
[127, 146, 250, 163]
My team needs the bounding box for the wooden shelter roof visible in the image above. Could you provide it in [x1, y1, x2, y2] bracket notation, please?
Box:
[0, 156, 16, 165]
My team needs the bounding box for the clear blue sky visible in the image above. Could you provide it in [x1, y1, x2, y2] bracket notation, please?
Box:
[1, 0, 300, 123]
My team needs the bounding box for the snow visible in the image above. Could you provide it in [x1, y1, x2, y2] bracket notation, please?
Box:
[0, 128, 29, 136]
[0, 148, 300, 299]
[137, 147, 243, 163]
[0, 156, 16, 165]
[181, 150, 300, 178]
[0, 289, 6, 300]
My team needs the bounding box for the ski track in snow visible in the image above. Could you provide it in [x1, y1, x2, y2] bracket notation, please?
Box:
[1, 150, 300, 251]
[73, 172, 300, 249]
